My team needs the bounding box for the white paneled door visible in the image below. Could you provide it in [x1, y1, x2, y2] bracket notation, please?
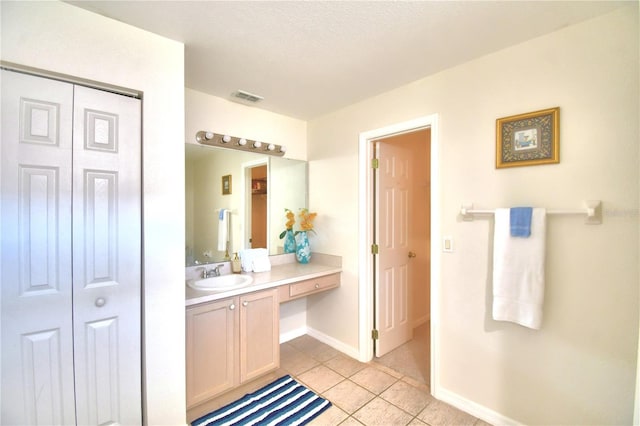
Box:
[375, 141, 413, 357]
[1, 69, 141, 425]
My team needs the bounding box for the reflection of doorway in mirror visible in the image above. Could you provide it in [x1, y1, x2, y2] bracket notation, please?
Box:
[250, 165, 268, 248]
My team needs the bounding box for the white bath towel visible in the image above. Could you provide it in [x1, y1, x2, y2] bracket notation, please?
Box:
[239, 248, 269, 272]
[218, 209, 228, 251]
[239, 249, 252, 272]
[492, 208, 546, 329]
[252, 254, 272, 272]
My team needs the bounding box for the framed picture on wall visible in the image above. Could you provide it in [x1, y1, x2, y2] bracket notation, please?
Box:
[496, 107, 560, 168]
[222, 174, 232, 195]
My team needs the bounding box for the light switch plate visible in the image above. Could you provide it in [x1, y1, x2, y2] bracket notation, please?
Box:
[443, 236, 454, 252]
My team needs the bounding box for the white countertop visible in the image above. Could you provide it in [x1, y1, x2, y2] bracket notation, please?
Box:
[185, 253, 342, 307]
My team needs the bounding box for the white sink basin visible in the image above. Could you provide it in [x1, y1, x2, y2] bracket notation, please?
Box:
[187, 274, 253, 291]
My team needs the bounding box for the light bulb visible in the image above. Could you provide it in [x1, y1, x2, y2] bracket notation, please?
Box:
[279, 145, 287, 153]
[267, 143, 275, 151]
[222, 135, 231, 143]
[238, 138, 247, 146]
[253, 141, 262, 149]
[204, 132, 214, 140]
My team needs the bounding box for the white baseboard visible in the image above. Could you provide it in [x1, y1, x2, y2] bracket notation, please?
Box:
[436, 387, 521, 426]
[279, 326, 362, 361]
[305, 326, 362, 361]
[279, 326, 307, 344]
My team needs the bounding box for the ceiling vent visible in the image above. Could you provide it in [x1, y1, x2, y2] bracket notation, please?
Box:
[232, 90, 264, 103]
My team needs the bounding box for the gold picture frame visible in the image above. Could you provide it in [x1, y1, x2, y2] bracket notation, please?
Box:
[496, 107, 560, 168]
[222, 174, 232, 195]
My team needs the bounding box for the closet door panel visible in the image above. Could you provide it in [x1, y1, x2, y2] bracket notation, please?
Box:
[83, 170, 118, 287]
[72, 85, 142, 425]
[1, 70, 76, 425]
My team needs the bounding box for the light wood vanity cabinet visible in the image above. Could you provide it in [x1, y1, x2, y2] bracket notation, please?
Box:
[186, 288, 279, 408]
[186, 270, 340, 409]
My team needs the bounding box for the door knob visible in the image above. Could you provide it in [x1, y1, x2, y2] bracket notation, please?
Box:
[408, 251, 417, 258]
[95, 297, 106, 307]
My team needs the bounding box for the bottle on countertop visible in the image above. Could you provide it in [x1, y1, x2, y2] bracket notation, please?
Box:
[232, 252, 242, 274]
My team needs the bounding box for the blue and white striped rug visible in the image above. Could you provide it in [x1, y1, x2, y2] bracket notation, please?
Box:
[191, 375, 332, 426]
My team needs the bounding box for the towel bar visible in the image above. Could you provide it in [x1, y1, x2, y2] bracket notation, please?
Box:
[460, 200, 602, 224]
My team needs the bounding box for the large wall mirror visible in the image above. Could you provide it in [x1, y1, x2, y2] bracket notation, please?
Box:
[185, 143, 308, 266]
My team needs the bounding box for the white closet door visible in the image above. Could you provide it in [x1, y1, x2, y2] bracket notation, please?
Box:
[1, 70, 142, 425]
[1, 70, 77, 425]
[71, 86, 141, 425]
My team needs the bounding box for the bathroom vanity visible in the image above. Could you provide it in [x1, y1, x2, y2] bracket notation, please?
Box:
[185, 253, 341, 409]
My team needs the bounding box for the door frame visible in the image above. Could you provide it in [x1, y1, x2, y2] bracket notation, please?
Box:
[358, 114, 441, 397]
[241, 158, 269, 250]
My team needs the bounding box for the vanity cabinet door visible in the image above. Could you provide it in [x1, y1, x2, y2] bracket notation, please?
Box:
[186, 289, 280, 409]
[186, 297, 238, 408]
[239, 288, 280, 383]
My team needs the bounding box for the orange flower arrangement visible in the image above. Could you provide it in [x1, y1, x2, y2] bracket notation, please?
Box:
[279, 208, 317, 239]
[279, 208, 296, 239]
[298, 208, 317, 234]
[285, 209, 295, 230]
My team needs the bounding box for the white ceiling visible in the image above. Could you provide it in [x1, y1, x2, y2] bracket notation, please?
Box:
[68, 1, 627, 120]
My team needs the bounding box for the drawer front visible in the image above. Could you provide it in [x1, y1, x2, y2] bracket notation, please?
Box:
[289, 273, 340, 298]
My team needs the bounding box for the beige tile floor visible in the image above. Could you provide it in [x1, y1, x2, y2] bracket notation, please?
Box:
[188, 331, 491, 426]
[373, 322, 430, 386]
[286, 334, 490, 426]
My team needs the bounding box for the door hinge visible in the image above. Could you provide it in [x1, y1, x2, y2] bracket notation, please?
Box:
[371, 244, 379, 255]
[371, 158, 379, 169]
[371, 329, 379, 340]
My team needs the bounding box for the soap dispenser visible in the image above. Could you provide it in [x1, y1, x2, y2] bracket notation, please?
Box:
[232, 252, 242, 274]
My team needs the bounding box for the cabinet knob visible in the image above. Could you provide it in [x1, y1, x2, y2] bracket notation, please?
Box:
[314, 283, 320, 289]
[242, 301, 249, 307]
[95, 297, 106, 307]
[229, 303, 235, 310]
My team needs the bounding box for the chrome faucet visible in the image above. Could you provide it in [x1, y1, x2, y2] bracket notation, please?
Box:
[202, 264, 224, 278]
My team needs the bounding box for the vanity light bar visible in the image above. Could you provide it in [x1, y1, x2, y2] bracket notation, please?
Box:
[195, 131, 286, 157]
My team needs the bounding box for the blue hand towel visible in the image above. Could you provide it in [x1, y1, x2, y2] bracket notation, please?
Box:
[218, 209, 228, 251]
[510, 207, 533, 237]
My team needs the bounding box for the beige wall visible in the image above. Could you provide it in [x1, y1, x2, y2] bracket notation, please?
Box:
[185, 88, 307, 160]
[307, 6, 639, 425]
[1, 2, 187, 424]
